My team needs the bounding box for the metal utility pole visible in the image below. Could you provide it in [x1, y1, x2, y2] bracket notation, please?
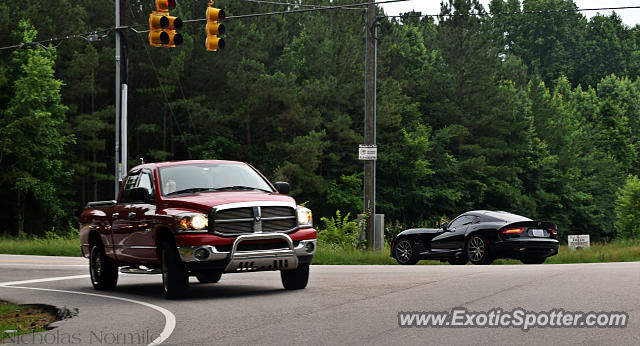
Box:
[114, 0, 128, 198]
[364, 1, 377, 250]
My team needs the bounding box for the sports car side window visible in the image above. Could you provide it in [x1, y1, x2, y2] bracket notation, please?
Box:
[449, 216, 470, 229]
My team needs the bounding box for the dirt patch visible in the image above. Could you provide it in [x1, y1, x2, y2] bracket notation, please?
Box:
[1, 301, 78, 339]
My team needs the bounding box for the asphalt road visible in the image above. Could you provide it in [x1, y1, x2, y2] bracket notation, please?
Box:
[1, 254, 639, 346]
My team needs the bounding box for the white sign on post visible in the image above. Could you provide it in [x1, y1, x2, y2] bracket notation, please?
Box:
[359, 145, 377, 160]
[568, 234, 590, 250]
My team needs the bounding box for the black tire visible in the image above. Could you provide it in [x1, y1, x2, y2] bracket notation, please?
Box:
[521, 256, 546, 264]
[195, 270, 222, 284]
[161, 241, 189, 299]
[466, 235, 494, 265]
[394, 238, 419, 265]
[89, 244, 118, 290]
[281, 263, 310, 290]
[448, 254, 468, 265]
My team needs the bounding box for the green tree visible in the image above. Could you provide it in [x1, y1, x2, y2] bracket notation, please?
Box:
[615, 175, 640, 238]
[0, 21, 73, 235]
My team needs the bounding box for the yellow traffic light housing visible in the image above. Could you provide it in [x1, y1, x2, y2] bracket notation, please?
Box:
[149, 0, 183, 47]
[206, 1, 226, 51]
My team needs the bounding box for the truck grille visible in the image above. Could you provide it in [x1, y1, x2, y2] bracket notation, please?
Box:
[211, 205, 297, 236]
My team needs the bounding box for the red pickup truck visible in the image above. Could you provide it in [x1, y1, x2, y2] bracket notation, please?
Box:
[79, 160, 317, 298]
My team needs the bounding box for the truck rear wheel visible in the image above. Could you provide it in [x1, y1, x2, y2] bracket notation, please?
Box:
[161, 241, 189, 299]
[195, 270, 222, 284]
[89, 244, 118, 290]
[281, 263, 309, 290]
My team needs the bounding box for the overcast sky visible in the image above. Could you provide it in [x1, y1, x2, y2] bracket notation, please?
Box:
[380, 0, 640, 26]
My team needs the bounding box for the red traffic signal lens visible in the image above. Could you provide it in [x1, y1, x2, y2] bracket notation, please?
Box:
[218, 9, 226, 21]
[155, 0, 176, 11]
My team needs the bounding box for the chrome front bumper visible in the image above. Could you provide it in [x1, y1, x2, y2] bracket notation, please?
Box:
[177, 233, 316, 273]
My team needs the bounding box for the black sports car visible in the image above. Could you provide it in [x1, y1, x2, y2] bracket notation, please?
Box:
[390, 210, 559, 265]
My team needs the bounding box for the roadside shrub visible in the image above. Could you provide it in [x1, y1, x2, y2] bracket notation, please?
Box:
[384, 220, 405, 246]
[614, 175, 640, 238]
[317, 210, 361, 248]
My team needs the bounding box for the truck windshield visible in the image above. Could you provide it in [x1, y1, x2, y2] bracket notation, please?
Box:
[158, 163, 274, 196]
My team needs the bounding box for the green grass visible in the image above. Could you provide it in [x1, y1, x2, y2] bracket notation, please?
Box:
[544, 238, 640, 264]
[314, 238, 640, 265]
[1, 236, 640, 265]
[313, 242, 449, 265]
[0, 236, 81, 257]
[312, 242, 397, 265]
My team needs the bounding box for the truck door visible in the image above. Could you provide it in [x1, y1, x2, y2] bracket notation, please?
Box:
[124, 170, 158, 263]
[111, 171, 140, 263]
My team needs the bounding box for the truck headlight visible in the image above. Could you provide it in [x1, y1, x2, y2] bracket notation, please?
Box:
[176, 213, 208, 232]
[296, 207, 313, 228]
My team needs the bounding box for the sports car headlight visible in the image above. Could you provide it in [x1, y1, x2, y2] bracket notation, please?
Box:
[175, 213, 208, 232]
[296, 207, 313, 228]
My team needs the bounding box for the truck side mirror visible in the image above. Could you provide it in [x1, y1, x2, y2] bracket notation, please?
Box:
[130, 187, 151, 204]
[274, 182, 290, 195]
[441, 221, 449, 231]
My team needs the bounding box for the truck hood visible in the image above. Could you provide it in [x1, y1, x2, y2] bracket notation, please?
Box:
[158, 191, 297, 213]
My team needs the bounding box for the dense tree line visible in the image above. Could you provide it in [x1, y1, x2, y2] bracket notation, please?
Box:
[1, 0, 640, 240]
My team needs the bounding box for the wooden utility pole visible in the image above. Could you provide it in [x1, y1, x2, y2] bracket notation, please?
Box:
[364, 1, 377, 250]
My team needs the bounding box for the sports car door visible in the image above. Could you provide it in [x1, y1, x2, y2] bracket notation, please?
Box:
[431, 216, 473, 251]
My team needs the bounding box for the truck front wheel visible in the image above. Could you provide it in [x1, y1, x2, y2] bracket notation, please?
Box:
[281, 263, 309, 290]
[194, 270, 222, 284]
[161, 241, 189, 299]
[89, 244, 118, 290]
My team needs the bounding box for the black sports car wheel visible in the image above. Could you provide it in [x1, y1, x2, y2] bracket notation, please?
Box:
[466, 235, 493, 265]
[521, 256, 546, 264]
[395, 239, 418, 265]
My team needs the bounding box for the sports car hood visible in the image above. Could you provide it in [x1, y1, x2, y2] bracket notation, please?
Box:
[159, 191, 297, 214]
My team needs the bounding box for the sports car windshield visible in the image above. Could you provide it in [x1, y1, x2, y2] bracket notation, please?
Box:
[158, 163, 274, 196]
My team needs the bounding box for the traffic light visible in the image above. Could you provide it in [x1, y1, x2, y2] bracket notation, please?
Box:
[149, 0, 183, 47]
[205, 1, 225, 51]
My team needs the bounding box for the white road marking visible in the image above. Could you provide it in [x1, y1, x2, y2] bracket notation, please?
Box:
[0, 275, 90, 286]
[0, 276, 176, 346]
[0, 263, 86, 267]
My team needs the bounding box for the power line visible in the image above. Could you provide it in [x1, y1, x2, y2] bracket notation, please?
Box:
[237, 0, 364, 10]
[3, 3, 640, 51]
[0, 29, 112, 51]
[385, 5, 640, 19]
[126, 2, 198, 152]
[183, 0, 410, 23]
